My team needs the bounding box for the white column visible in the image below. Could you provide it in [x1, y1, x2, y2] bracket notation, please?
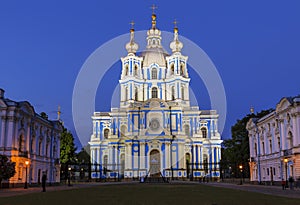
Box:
[26, 121, 31, 152]
[197, 145, 201, 169]
[0, 117, 6, 147]
[192, 145, 196, 169]
[165, 142, 170, 169]
[6, 117, 15, 148]
[140, 143, 145, 170]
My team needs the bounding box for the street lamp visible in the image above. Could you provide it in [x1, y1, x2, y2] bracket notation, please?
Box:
[68, 167, 72, 186]
[24, 160, 29, 189]
[239, 165, 243, 185]
[170, 135, 176, 181]
[284, 158, 288, 187]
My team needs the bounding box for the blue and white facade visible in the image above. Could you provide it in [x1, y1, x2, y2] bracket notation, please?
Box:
[89, 14, 222, 180]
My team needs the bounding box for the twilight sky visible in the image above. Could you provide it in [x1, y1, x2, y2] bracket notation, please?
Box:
[0, 0, 299, 149]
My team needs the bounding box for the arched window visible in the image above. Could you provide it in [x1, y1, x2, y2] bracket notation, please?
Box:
[201, 127, 207, 138]
[121, 125, 126, 138]
[203, 154, 208, 173]
[135, 87, 138, 101]
[152, 68, 157, 79]
[45, 143, 49, 157]
[53, 145, 57, 158]
[269, 139, 272, 153]
[184, 124, 190, 136]
[288, 131, 293, 148]
[18, 135, 24, 152]
[125, 65, 129, 75]
[170, 64, 175, 75]
[287, 114, 291, 124]
[103, 155, 108, 170]
[180, 63, 185, 76]
[104, 129, 109, 139]
[30, 136, 35, 153]
[152, 87, 158, 98]
[125, 87, 128, 101]
[134, 65, 138, 76]
[277, 137, 280, 150]
[38, 138, 43, 156]
[171, 86, 175, 100]
[181, 86, 185, 100]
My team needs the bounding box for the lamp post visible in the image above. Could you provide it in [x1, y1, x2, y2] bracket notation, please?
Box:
[170, 135, 176, 181]
[284, 158, 288, 188]
[24, 161, 29, 189]
[68, 167, 72, 186]
[239, 165, 243, 185]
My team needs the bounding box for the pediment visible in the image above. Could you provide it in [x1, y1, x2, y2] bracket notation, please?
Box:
[18, 101, 35, 116]
[0, 99, 7, 108]
[276, 97, 291, 113]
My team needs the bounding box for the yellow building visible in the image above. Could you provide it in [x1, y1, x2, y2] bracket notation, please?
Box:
[0, 88, 62, 187]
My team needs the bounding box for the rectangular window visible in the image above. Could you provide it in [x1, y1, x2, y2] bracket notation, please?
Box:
[273, 167, 276, 176]
[267, 168, 269, 176]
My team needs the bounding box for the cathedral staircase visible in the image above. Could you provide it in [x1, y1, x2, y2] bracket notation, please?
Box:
[143, 171, 169, 183]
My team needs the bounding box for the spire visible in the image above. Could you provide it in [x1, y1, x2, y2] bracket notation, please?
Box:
[125, 20, 139, 54]
[146, 5, 162, 49]
[170, 19, 183, 53]
[57, 105, 61, 121]
[150, 4, 158, 29]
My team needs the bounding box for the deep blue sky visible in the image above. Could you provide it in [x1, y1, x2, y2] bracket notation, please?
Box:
[1, 1, 299, 149]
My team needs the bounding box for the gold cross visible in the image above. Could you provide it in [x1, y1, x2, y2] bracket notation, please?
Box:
[173, 19, 179, 28]
[150, 4, 158, 14]
[130, 20, 135, 29]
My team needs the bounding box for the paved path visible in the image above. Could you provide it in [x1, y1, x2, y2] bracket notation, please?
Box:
[204, 182, 300, 199]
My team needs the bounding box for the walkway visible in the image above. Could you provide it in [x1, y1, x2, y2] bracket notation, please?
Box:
[204, 182, 300, 199]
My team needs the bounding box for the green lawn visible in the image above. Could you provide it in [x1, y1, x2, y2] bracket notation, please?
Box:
[1, 184, 300, 205]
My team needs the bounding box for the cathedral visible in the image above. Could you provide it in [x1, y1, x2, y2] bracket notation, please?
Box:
[89, 13, 222, 180]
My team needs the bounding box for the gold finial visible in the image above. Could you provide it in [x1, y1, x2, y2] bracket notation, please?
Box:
[150, 4, 158, 14]
[250, 106, 254, 114]
[57, 105, 61, 120]
[130, 20, 135, 32]
[173, 19, 179, 33]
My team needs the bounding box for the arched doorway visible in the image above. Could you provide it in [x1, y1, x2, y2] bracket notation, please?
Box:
[150, 150, 160, 177]
[120, 154, 125, 178]
[185, 153, 191, 179]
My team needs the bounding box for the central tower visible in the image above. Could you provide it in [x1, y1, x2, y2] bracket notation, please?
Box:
[120, 13, 190, 107]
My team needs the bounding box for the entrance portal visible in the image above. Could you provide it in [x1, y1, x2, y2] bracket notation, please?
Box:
[150, 150, 160, 177]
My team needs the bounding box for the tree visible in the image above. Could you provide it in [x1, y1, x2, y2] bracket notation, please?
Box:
[221, 109, 274, 178]
[60, 128, 77, 164]
[0, 155, 16, 188]
[76, 145, 90, 164]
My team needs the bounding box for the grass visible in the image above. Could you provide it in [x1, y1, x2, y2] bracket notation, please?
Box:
[1, 183, 300, 205]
